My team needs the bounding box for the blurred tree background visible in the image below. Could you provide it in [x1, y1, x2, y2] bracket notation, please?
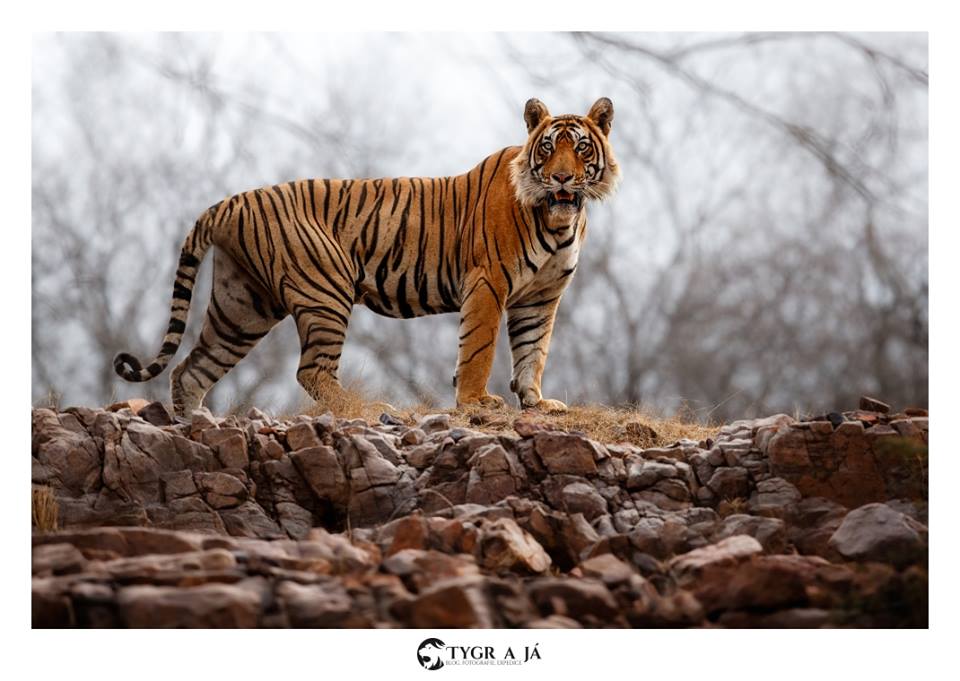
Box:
[31, 32, 928, 420]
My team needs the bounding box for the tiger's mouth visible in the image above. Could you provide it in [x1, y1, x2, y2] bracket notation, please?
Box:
[546, 190, 582, 210]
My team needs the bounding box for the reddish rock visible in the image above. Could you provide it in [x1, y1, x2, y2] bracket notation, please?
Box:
[107, 398, 151, 414]
[527, 577, 619, 623]
[406, 576, 496, 627]
[478, 517, 551, 574]
[514, 419, 550, 438]
[383, 549, 480, 592]
[766, 428, 811, 468]
[859, 396, 891, 413]
[290, 445, 349, 506]
[692, 555, 832, 615]
[32, 543, 87, 576]
[33, 577, 75, 627]
[533, 432, 601, 476]
[117, 580, 264, 627]
[669, 535, 763, 583]
[578, 553, 635, 585]
[277, 580, 355, 627]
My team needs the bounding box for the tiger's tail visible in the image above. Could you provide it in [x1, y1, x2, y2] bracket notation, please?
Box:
[113, 210, 216, 383]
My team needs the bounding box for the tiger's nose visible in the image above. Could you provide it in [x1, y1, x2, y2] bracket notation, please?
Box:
[551, 172, 573, 184]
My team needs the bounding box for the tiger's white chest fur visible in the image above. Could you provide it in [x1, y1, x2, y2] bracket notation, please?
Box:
[507, 219, 585, 306]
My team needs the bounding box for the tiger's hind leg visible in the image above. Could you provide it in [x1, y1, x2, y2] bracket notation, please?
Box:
[286, 285, 355, 411]
[170, 250, 285, 416]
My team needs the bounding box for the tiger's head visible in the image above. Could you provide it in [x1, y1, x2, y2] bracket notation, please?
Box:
[510, 97, 621, 228]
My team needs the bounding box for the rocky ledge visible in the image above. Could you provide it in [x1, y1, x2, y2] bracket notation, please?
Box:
[32, 398, 928, 627]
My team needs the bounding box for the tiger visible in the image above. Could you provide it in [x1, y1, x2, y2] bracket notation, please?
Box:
[114, 97, 620, 417]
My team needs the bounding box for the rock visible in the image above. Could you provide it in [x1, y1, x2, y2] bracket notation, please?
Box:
[765, 428, 810, 467]
[525, 614, 583, 628]
[195, 472, 247, 509]
[32, 543, 87, 575]
[189, 408, 219, 439]
[706, 467, 750, 500]
[712, 514, 787, 553]
[400, 427, 425, 445]
[578, 553, 635, 585]
[719, 607, 831, 629]
[514, 418, 550, 438]
[33, 577, 75, 627]
[107, 398, 151, 414]
[33, 410, 102, 496]
[828, 503, 928, 567]
[28, 404, 930, 628]
[465, 444, 526, 505]
[202, 428, 249, 469]
[276, 580, 354, 627]
[560, 481, 608, 519]
[285, 422, 321, 451]
[161, 470, 197, 501]
[859, 396, 891, 413]
[626, 460, 676, 490]
[406, 576, 495, 627]
[404, 443, 438, 468]
[478, 518, 551, 574]
[533, 432, 601, 476]
[527, 578, 619, 623]
[669, 535, 763, 582]
[276, 502, 314, 539]
[748, 477, 801, 518]
[138, 401, 174, 426]
[419, 414, 450, 434]
[219, 502, 284, 539]
[379, 412, 404, 427]
[289, 445, 349, 506]
[117, 581, 264, 627]
[383, 549, 480, 591]
[692, 555, 831, 615]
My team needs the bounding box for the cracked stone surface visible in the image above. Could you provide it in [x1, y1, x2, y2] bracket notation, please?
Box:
[32, 401, 928, 627]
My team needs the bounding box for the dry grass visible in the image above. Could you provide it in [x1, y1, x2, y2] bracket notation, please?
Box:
[299, 376, 393, 421]
[446, 402, 717, 448]
[292, 380, 717, 447]
[32, 485, 59, 533]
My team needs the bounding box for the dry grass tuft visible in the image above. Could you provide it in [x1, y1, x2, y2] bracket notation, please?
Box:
[299, 376, 399, 422]
[32, 485, 59, 533]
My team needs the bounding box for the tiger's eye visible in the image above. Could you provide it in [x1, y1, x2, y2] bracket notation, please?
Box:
[576, 141, 590, 152]
[541, 141, 553, 152]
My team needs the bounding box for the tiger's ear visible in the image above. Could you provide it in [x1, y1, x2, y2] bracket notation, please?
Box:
[587, 97, 614, 136]
[523, 98, 550, 133]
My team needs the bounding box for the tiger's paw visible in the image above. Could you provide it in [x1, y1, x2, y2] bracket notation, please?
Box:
[527, 398, 568, 414]
[457, 393, 507, 409]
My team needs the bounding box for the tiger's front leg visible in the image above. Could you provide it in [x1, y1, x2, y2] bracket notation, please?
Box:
[455, 272, 508, 408]
[507, 294, 567, 413]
